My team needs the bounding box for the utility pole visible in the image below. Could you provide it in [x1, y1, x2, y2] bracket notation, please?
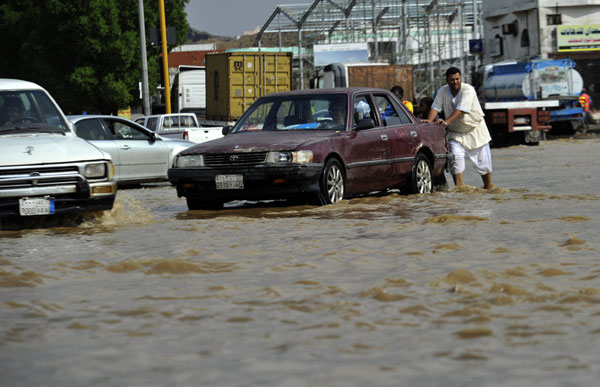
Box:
[137, 0, 151, 115]
[159, 0, 171, 113]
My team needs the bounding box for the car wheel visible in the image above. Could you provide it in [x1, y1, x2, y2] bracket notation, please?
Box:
[186, 196, 222, 210]
[319, 158, 345, 205]
[406, 153, 433, 194]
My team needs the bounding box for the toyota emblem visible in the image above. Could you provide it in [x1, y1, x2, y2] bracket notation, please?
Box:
[230, 155, 239, 161]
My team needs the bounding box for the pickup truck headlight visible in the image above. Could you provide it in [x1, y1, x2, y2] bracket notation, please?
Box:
[176, 154, 204, 168]
[266, 150, 313, 164]
[84, 163, 107, 178]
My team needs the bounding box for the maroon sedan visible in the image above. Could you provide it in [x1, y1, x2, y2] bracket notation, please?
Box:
[168, 88, 451, 209]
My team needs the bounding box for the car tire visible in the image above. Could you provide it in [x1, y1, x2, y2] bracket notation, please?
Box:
[405, 153, 433, 194]
[186, 196, 222, 210]
[318, 158, 345, 205]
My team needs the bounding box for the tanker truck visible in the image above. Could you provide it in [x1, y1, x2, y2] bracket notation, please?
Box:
[476, 58, 584, 145]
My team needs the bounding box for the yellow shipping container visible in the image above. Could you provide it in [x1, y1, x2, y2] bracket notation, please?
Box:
[205, 51, 292, 121]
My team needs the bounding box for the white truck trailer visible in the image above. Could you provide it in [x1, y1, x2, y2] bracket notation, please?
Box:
[171, 65, 206, 117]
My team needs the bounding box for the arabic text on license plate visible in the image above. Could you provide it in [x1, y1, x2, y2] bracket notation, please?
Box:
[19, 197, 55, 216]
[215, 174, 244, 190]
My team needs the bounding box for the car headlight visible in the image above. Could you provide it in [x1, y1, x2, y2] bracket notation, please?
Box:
[266, 150, 313, 164]
[84, 163, 106, 178]
[175, 154, 204, 168]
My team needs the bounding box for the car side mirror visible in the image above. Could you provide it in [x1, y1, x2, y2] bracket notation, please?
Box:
[222, 125, 233, 136]
[354, 118, 375, 131]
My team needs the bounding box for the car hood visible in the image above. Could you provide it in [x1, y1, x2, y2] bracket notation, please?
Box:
[0, 133, 110, 166]
[180, 130, 338, 154]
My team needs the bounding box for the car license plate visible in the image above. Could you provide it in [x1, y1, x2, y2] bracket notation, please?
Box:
[215, 174, 244, 190]
[19, 197, 55, 216]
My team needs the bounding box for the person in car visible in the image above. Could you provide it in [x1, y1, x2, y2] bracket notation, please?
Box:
[328, 98, 347, 126]
[391, 85, 414, 113]
[1, 98, 27, 126]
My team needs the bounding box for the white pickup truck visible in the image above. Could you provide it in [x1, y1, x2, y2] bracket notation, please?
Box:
[0, 79, 117, 218]
[136, 113, 222, 144]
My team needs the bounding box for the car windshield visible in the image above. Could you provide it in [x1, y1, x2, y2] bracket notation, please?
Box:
[0, 90, 69, 134]
[232, 94, 348, 133]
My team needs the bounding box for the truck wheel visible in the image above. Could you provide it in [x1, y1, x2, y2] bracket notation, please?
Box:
[318, 158, 345, 205]
[405, 153, 433, 194]
[186, 197, 222, 210]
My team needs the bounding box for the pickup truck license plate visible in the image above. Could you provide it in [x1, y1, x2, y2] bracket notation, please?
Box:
[19, 197, 55, 216]
[215, 174, 244, 190]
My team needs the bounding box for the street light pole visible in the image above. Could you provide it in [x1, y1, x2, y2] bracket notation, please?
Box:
[159, 0, 171, 113]
[137, 0, 151, 115]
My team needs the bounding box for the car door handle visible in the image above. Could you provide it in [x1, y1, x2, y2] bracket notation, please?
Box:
[380, 134, 388, 141]
[410, 131, 417, 137]
[119, 145, 132, 150]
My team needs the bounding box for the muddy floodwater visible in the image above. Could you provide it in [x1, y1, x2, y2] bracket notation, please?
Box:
[1, 138, 600, 386]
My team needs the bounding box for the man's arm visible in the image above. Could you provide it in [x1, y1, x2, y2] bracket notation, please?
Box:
[442, 109, 464, 126]
[422, 107, 443, 123]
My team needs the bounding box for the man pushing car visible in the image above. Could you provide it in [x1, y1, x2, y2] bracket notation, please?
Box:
[422, 67, 494, 190]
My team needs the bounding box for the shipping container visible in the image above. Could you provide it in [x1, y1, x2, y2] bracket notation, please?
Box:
[347, 64, 415, 103]
[311, 63, 415, 103]
[205, 52, 293, 121]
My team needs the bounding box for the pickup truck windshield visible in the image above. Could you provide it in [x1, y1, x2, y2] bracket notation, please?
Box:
[233, 94, 349, 132]
[0, 90, 69, 133]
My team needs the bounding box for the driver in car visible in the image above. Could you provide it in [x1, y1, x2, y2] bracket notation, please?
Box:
[328, 98, 346, 127]
[1, 98, 28, 126]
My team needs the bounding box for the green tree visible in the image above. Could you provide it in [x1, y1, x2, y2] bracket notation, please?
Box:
[0, 0, 189, 114]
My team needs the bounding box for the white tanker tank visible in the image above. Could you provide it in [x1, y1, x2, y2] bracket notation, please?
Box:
[482, 59, 583, 101]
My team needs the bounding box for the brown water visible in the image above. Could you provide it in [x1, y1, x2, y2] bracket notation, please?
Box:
[1, 139, 600, 386]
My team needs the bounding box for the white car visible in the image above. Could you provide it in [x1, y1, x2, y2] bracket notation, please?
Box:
[0, 79, 117, 217]
[68, 115, 194, 185]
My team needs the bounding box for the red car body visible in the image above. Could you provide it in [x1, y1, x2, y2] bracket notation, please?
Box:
[168, 88, 451, 209]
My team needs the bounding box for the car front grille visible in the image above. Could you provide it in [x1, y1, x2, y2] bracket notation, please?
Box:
[0, 166, 81, 189]
[0, 164, 87, 198]
[203, 152, 268, 166]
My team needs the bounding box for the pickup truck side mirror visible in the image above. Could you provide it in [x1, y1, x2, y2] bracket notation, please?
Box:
[353, 118, 375, 131]
[222, 125, 233, 136]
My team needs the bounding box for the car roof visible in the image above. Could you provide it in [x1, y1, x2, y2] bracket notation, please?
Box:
[264, 87, 391, 98]
[67, 114, 137, 123]
[142, 113, 196, 118]
[0, 78, 45, 91]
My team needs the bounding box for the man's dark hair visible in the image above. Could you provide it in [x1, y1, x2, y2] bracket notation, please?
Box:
[390, 85, 404, 98]
[445, 67, 461, 78]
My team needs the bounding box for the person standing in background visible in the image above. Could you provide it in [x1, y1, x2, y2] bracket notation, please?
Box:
[579, 87, 595, 128]
[416, 97, 434, 120]
[422, 67, 493, 190]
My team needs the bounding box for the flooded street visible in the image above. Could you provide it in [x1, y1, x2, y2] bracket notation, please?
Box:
[1, 138, 600, 386]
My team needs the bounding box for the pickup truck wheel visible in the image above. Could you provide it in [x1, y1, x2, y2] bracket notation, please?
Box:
[186, 197, 222, 210]
[405, 153, 433, 194]
[318, 158, 345, 205]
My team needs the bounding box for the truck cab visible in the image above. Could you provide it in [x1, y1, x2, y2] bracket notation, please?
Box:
[0, 79, 117, 218]
[136, 113, 222, 144]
